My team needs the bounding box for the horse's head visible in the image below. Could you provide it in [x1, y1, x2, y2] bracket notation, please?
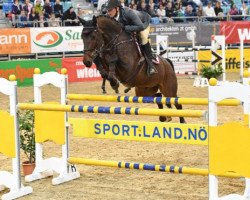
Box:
[80, 16, 103, 68]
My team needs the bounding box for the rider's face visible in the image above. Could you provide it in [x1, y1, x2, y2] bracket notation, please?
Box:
[107, 7, 117, 18]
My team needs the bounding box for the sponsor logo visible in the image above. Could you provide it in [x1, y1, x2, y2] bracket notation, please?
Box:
[76, 68, 101, 78]
[238, 28, 250, 40]
[33, 31, 63, 48]
[0, 34, 28, 45]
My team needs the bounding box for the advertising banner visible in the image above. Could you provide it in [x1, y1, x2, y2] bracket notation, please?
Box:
[197, 49, 250, 72]
[69, 118, 208, 145]
[62, 57, 102, 82]
[220, 21, 250, 44]
[161, 51, 196, 74]
[31, 27, 83, 53]
[150, 22, 219, 47]
[0, 28, 31, 54]
[0, 58, 61, 86]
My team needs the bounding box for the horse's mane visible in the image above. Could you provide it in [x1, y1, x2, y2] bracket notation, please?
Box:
[96, 15, 123, 33]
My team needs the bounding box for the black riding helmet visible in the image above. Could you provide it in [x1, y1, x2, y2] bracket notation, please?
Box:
[106, 0, 121, 10]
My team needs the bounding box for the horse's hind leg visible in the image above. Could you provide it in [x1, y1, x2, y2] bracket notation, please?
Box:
[101, 78, 107, 94]
[174, 103, 186, 123]
[155, 93, 172, 122]
[135, 87, 168, 122]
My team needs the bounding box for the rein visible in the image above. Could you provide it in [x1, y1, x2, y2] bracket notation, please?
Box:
[99, 29, 134, 52]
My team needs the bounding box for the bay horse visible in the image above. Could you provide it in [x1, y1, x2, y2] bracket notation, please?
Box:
[81, 15, 186, 123]
[80, 17, 120, 94]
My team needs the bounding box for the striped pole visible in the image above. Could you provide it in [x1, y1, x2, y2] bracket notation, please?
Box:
[170, 59, 210, 63]
[166, 46, 249, 52]
[68, 157, 241, 178]
[18, 103, 207, 118]
[67, 94, 241, 106]
[167, 47, 212, 51]
[68, 157, 208, 176]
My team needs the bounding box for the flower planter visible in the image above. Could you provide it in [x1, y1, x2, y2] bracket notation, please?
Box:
[22, 161, 35, 176]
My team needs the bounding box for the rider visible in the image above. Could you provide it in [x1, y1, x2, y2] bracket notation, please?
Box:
[106, 0, 158, 76]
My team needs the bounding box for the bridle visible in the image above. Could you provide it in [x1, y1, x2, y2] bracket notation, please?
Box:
[82, 28, 103, 60]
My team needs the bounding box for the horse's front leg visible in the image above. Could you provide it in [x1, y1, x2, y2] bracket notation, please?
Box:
[107, 62, 119, 94]
[101, 78, 107, 94]
[106, 54, 119, 94]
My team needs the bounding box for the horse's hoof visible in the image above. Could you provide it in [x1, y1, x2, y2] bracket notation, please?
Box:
[124, 88, 131, 93]
[102, 91, 107, 94]
[115, 90, 119, 94]
[159, 116, 166, 122]
[166, 117, 172, 122]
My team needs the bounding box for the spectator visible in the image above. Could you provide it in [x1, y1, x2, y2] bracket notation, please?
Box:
[148, 0, 156, 9]
[11, 0, 21, 16]
[228, 3, 239, 20]
[197, 4, 204, 17]
[19, 10, 29, 27]
[138, 1, 149, 12]
[148, 3, 158, 17]
[184, 4, 196, 21]
[11, 0, 22, 27]
[165, 1, 176, 18]
[130, 3, 137, 9]
[29, 7, 39, 26]
[63, 7, 79, 26]
[22, 0, 33, 16]
[240, 3, 249, 19]
[54, 0, 63, 19]
[43, 0, 53, 19]
[214, 1, 223, 16]
[129, 0, 135, 7]
[34, 0, 44, 7]
[157, 3, 166, 21]
[48, 13, 61, 26]
[34, 0, 43, 14]
[174, 0, 182, 10]
[186, 0, 197, 13]
[159, 0, 167, 7]
[214, 1, 224, 20]
[38, 12, 48, 27]
[203, 1, 216, 21]
[175, 3, 185, 22]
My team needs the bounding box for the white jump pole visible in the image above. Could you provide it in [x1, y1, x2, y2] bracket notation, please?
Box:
[240, 37, 244, 83]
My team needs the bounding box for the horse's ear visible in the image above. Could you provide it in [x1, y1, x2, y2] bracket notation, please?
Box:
[92, 16, 97, 26]
[78, 17, 87, 26]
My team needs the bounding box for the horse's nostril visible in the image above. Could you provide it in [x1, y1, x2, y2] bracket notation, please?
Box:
[84, 61, 92, 67]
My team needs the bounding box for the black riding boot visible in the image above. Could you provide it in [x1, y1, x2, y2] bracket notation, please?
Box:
[142, 42, 158, 76]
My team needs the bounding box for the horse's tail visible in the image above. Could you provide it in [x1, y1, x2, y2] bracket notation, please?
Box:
[165, 58, 175, 72]
[159, 50, 175, 72]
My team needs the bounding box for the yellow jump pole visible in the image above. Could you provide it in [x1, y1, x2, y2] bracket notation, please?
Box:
[18, 103, 207, 118]
[67, 94, 240, 106]
[68, 157, 208, 176]
[68, 157, 242, 178]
